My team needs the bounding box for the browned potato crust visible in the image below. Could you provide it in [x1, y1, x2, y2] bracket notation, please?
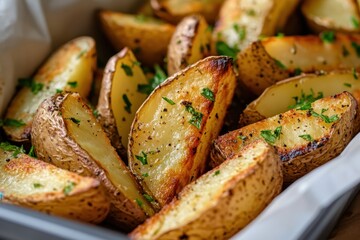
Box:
[212, 92, 357, 182]
[130, 140, 282, 240]
[151, 0, 224, 24]
[99, 10, 175, 66]
[167, 15, 211, 76]
[0, 151, 110, 224]
[129, 56, 237, 206]
[3, 37, 96, 143]
[31, 93, 155, 231]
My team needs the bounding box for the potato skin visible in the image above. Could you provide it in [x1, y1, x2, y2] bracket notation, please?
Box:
[99, 10, 175, 66]
[212, 92, 357, 182]
[128, 56, 237, 206]
[0, 153, 109, 224]
[130, 140, 283, 240]
[167, 15, 211, 76]
[31, 93, 153, 231]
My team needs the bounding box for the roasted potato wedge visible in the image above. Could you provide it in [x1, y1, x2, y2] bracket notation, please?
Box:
[212, 92, 357, 182]
[31, 93, 155, 231]
[238, 33, 360, 95]
[3, 37, 96, 143]
[302, 0, 360, 33]
[99, 10, 175, 66]
[212, 0, 300, 56]
[240, 71, 360, 131]
[97, 48, 148, 160]
[151, 0, 223, 24]
[167, 15, 211, 76]
[130, 140, 283, 240]
[0, 147, 109, 223]
[129, 56, 237, 206]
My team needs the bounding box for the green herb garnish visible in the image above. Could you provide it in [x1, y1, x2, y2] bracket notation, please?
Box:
[93, 109, 99, 118]
[18, 78, 44, 94]
[276, 32, 285, 38]
[260, 126, 282, 145]
[123, 94, 132, 113]
[246, 9, 256, 16]
[0, 118, 25, 128]
[294, 68, 302, 76]
[70, 117, 80, 124]
[138, 65, 167, 95]
[233, 24, 246, 41]
[28, 146, 36, 158]
[238, 135, 247, 141]
[344, 83, 352, 88]
[143, 194, 154, 202]
[77, 50, 86, 59]
[135, 151, 148, 165]
[33, 183, 43, 188]
[184, 103, 203, 129]
[288, 89, 323, 110]
[320, 31, 335, 43]
[311, 109, 339, 123]
[215, 41, 239, 59]
[352, 16, 359, 28]
[351, 41, 360, 57]
[274, 59, 286, 69]
[353, 68, 358, 80]
[142, 173, 149, 177]
[214, 170, 220, 176]
[135, 198, 143, 207]
[162, 97, 175, 105]
[201, 88, 215, 102]
[56, 88, 63, 94]
[63, 182, 76, 195]
[121, 63, 133, 76]
[0, 142, 25, 158]
[67, 81, 78, 88]
[299, 134, 313, 141]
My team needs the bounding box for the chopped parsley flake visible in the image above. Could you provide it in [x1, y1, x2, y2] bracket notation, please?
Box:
[294, 68, 302, 76]
[238, 135, 247, 141]
[299, 134, 313, 141]
[135, 198, 143, 207]
[93, 109, 99, 118]
[142, 173, 149, 177]
[215, 41, 239, 59]
[201, 88, 215, 102]
[351, 41, 360, 57]
[214, 170, 220, 176]
[274, 59, 286, 69]
[233, 24, 246, 41]
[77, 50, 86, 59]
[260, 126, 282, 145]
[342, 45, 350, 57]
[311, 109, 339, 123]
[67, 81, 78, 88]
[56, 88, 63, 94]
[353, 68, 358, 80]
[0, 142, 25, 158]
[162, 97, 175, 105]
[138, 65, 167, 95]
[134, 14, 147, 22]
[246, 9, 256, 16]
[344, 83, 352, 88]
[28, 146, 36, 158]
[33, 183, 43, 188]
[0, 118, 26, 128]
[63, 182, 76, 195]
[288, 89, 323, 110]
[122, 94, 132, 113]
[70, 117, 80, 124]
[18, 77, 44, 94]
[352, 16, 359, 28]
[276, 32, 285, 38]
[184, 103, 203, 129]
[143, 194, 154, 202]
[135, 151, 148, 165]
[320, 31, 335, 43]
[121, 63, 133, 76]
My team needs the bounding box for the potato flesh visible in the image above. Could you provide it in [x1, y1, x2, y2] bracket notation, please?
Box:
[214, 0, 299, 51]
[130, 140, 282, 239]
[3, 37, 95, 142]
[110, 50, 148, 149]
[252, 72, 360, 118]
[62, 97, 154, 216]
[129, 57, 236, 206]
[302, 0, 360, 32]
[263, 34, 360, 73]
